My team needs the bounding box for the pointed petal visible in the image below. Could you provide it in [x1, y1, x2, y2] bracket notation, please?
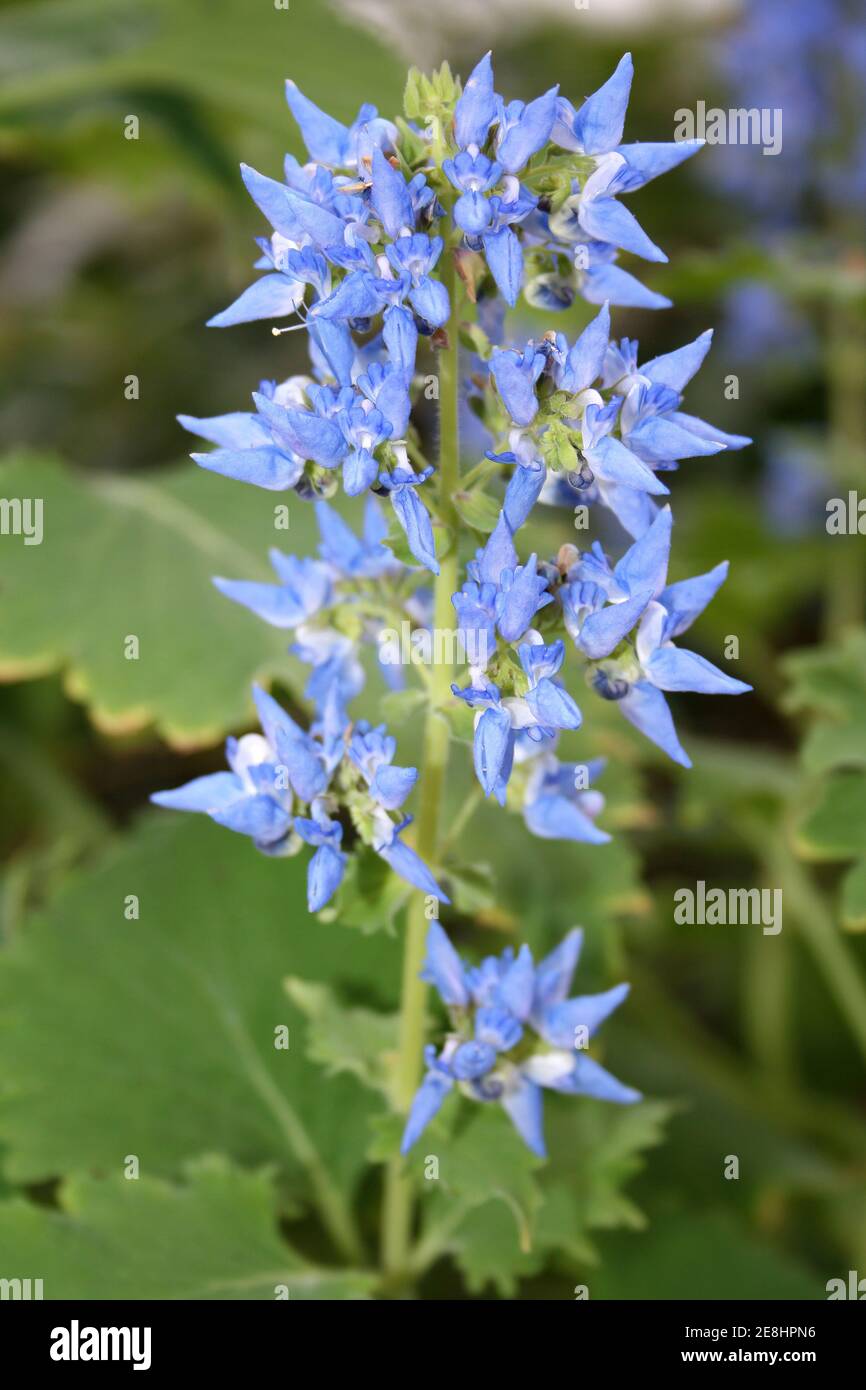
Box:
[541, 983, 631, 1047]
[618, 680, 692, 767]
[645, 646, 752, 695]
[422, 921, 470, 1006]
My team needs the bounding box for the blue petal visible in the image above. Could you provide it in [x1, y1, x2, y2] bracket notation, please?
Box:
[498, 87, 558, 173]
[378, 837, 450, 902]
[626, 415, 725, 463]
[454, 189, 492, 235]
[239, 163, 303, 239]
[213, 578, 308, 628]
[645, 647, 752, 695]
[582, 263, 671, 311]
[525, 793, 611, 844]
[370, 764, 418, 810]
[490, 349, 542, 426]
[533, 929, 583, 1014]
[207, 274, 303, 329]
[422, 921, 470, 1006]
[524, 677, 582, 730]
[307, 843, 347, 911]
[475, 511, 517, 584]
[579, 196, 667, 263]
[667, 410, 751, 450]
[482, 227, 523, 307]
[254, 393, 345, 467]
[309, 320, 356, 387]
[541, 983, 631, 1047]
[383, 305, 418, 376]
[250, 683, 304, 751]
[400, 1071, 453, 1153]
[390, 483, 439, 573]
[560, 301, 610, 393]
[613, 503, 672, 599]
[616, 138, 704, 189]
[342, 447, 379, 496]
[641, 329, 714, 392]
[501, 1077, 546, 1157]
[408, 276, 450, 328]
[618, 680, 691, 767]
[660, 561, 729, 640]
[310, 269, 383, 322]
[151, 772, 244, 813]
[191, 447, 302, 491]
[371, 147, 414, 238]
[474, 706, 513, 797]
[285, 79, 348, 165]
[503, 460, 546, 530]
[577, 590, 652, 660]
[589, 435, 670, 494]
[178, 411, 270, 451]
[552, 1053, 641, 1104]
[497, 944, 535, 1021]
[454, 51, 498, 150]
[570, 53, 633, 155]
[211, 793, 291, 844]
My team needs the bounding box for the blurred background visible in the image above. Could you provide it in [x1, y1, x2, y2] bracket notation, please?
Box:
[1, 0, 865, 1299]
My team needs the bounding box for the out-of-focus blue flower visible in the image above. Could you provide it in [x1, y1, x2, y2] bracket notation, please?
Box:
[523, 753, 611, 845]
[348, 721, 418, 810]
[377, 464, 439, 574]
[402, 923, 638, 1156]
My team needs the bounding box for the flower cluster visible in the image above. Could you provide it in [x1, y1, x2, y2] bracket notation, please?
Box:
[179, 51, 705, 577]
[153, 53, 752, 1158]
[402, 923, 638, 1156]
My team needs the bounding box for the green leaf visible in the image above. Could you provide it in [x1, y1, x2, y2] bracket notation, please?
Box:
[0, 816, 400, 1204]
[0, 452, 319, 747]
[841, 858, 866, 931]
[0, 1158, 374, 1300]
[452, 486, 501, 535]
[284, 978, 399, 1103]
[590, 1211, 821, 1301]
[783, 634, 866, 724]
[796, 772, 866, 859]
[801, 719, 866, 774]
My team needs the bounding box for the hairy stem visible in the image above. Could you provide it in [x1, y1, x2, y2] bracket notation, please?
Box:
[381, 254, 461, 1277]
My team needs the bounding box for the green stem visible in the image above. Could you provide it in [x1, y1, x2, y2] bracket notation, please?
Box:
[381, 253, 462, 1278]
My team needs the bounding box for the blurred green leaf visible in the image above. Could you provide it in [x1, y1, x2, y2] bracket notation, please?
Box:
[284, 977, 399, 1102]
[0, 816, 399, 1202]
[841, 859, 866, 932]
[0, 451, 319, 747]
[0, 1157, 374, 1299]
[796, 773, 866, 860]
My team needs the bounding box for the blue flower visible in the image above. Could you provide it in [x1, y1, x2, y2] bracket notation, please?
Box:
[443, 151, 502, 234]
[285, 80, 397, 169]
[377, 465, 439, 574]
[590, 576, 752, 768]
[453, 51, 499, 151]
[523, 754, 611, 845]
[402, 923, 639, 1156]
[348, 722, 418, 810]
[495, 87, 559, 174]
